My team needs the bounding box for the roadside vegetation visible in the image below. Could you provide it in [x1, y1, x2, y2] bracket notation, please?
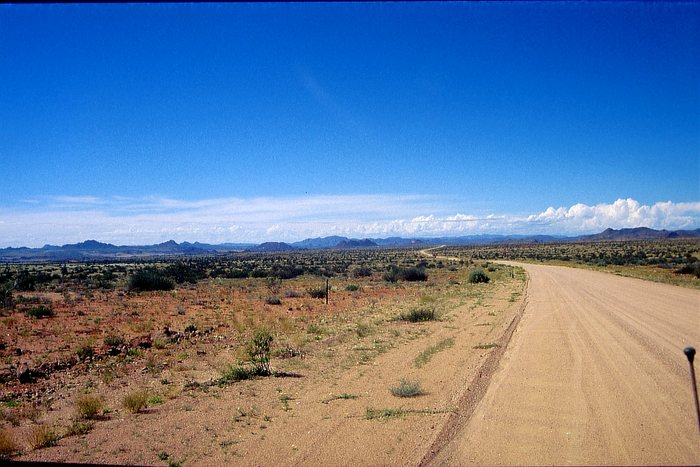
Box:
[433, 239, 700, 289]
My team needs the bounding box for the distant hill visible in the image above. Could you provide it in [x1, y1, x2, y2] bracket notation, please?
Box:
[1, 228, 698, 262]
[0, 240, 254, 262]
[372, 237, 425, 247]
[577, 227, 700, 241]
[291, 236, 348, 249]
[246, 242, 296, 252]
[335, 239, 378, 249]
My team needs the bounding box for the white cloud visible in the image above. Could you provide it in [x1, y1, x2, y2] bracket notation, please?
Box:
[527, 198, 700, 232]
[0, 196, 698, 247]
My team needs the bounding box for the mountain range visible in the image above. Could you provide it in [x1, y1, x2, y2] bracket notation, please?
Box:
[0, 227, 698, 262]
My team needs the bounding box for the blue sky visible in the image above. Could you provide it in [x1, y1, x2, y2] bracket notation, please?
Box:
[1, 2, 698, 247]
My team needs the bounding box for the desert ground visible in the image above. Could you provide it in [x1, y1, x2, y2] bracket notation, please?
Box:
[2, 252, 528, 465]
[2, 246, 699, 465]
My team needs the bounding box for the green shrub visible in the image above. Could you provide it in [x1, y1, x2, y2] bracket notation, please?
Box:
[26, 305, 53, 318]
[400, 267, 427, 282]
[66, 419, 94, 436]
[75, 343, 94, 360]
[384, 266, 427, 282]
[345, 284, 360, 291]
[398, 307, 436, 322]
[307, 287, 327, 299]
[127, 269, 175, 292]
[676, 262, 700, 278]
[122, 391, 149, 413]
[104, 334, 125, 347]
[355, 322, 372, 337]
[247, 328, 273, 376]
[390, 379, 424, 398]
[0, 283, 13, 310]
[352, 267, 373, 278]
[383, 270, 399, 283]
[468, 269, 490, 284]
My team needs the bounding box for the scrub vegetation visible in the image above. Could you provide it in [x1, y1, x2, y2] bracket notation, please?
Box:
[1, 239, 693, 462]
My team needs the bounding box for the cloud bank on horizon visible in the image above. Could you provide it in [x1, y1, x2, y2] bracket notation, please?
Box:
[1, 196, 698, 248]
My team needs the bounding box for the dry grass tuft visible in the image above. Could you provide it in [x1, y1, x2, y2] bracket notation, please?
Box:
[75, 395, 103, 420]
[26, 424, 60, 450]
[123, 391, 149, 413]
[0, 429, 18, 458]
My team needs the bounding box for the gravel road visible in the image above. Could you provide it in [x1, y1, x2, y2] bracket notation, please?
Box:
[434, 263, 700, 465]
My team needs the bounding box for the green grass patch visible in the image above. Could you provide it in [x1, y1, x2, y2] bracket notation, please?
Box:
[414, 338, 454, 368]
[365, 407, 449, 420]
[322, 393, 359, 404]
[473, 342, 499, 350]
[218, 365, 254, 385]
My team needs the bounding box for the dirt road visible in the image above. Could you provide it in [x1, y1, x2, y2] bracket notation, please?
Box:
[432, 263, 700, 465]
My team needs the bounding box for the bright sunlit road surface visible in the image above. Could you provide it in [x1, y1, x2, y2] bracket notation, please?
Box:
[433, 263, 700, 465]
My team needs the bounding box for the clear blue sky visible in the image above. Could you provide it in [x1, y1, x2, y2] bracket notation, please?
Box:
[0, 2, 698, 246]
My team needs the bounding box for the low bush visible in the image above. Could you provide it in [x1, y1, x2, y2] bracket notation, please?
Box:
[676, 262, 700, 278]
[104, 334, 125, 347]
[75, 343, 94, 360]
[468, 269, 490, 284]
[26, 305, 54, 318]
[351, 267, 373, 278]
[66, 419, 94, 437]
[355, 322, 372, 337]
[390, 379, 424, 398]
[345, 284, 360, 291]
[383, 270, 399, 283]
[0, 283, 13, 310]
[384, 266, 427, 282]
[307, 287, 327, 299]
[127, 269, 175, 292]
[265, 296, 282, 305]
[400, 267, 427, 282]
[398, 307, 436, 322]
